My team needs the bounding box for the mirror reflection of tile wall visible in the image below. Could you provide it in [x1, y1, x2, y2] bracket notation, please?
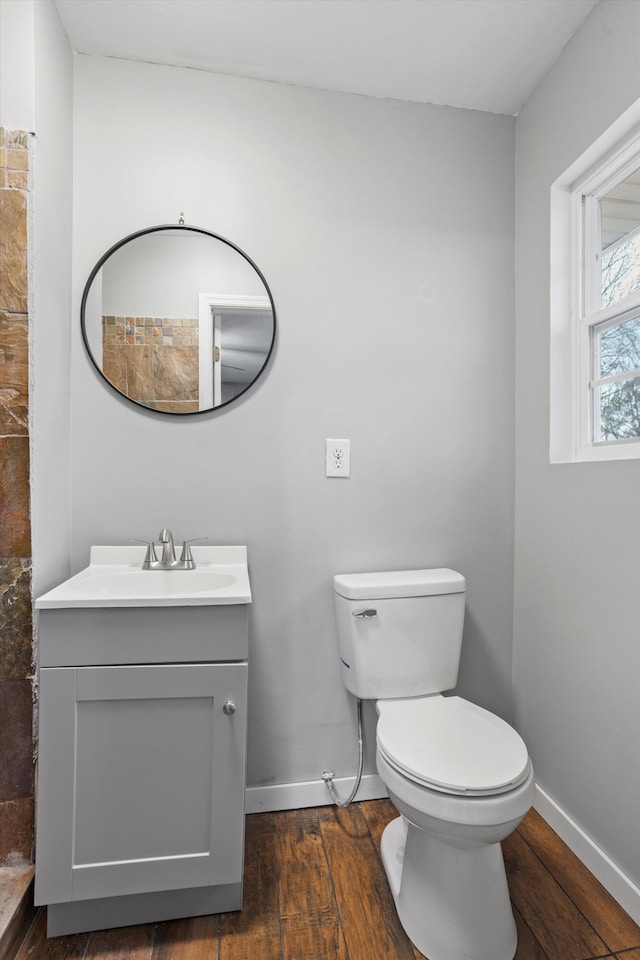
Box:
[102, 315, 199, 413]
[0, 128, 34, 864]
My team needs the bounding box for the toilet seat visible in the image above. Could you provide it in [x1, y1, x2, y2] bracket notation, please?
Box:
[376, 696, 530, 796]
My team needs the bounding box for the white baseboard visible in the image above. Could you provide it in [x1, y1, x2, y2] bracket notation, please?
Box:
[535, 784, 640, 925]
[245, 773, 388, 814]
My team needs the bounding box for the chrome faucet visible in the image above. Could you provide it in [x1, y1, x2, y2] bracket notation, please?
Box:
[159, 528, 176, 565]
[134, 529, 207, 570]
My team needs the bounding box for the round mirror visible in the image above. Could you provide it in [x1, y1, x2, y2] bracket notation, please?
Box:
[80, 224, 276, 414]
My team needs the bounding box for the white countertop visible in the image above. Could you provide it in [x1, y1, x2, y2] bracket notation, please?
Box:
[36, 545, 252, 609]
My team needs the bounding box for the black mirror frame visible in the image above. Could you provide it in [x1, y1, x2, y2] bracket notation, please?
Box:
[80, 223, 277, 415]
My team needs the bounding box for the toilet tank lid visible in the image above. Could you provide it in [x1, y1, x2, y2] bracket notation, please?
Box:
[333, 568, 465, 600]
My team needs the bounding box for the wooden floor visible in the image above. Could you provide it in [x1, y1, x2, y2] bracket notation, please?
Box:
[13, 799, 640, 960]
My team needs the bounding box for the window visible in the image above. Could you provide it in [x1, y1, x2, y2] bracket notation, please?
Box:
[550, 105, 640, 463]
[582, 160, 640, 446]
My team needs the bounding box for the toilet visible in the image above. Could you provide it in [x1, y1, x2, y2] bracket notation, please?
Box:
[333, 568, 535, 960]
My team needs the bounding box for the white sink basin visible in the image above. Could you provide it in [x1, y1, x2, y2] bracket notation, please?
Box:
[36, 545, 251, 608]
[71, 569, 237, 598]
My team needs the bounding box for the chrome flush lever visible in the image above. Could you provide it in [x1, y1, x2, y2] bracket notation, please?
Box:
[352, 608, 378, 619]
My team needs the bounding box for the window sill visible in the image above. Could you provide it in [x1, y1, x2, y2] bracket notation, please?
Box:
[552, 439, 640, 463]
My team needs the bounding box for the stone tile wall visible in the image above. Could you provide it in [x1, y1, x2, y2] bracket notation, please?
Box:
[0, 128, 33, 863]
[102, 315, 200, 413]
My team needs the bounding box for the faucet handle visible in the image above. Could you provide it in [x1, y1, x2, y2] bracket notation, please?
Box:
[180, 537, 208, 565]
[130, 539, 158, 566]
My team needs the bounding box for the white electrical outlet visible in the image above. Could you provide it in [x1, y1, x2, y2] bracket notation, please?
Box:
[325, 439, 351, 478]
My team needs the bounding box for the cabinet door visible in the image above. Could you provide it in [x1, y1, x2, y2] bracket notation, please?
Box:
[35, 662, 247, 905]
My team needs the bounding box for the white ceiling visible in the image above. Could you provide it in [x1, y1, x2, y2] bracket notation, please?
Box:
[53, 0, 599, 117]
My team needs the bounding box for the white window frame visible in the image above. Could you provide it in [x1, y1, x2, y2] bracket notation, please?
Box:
[577, 148, 640, 453]
[550, 99, 640, 463]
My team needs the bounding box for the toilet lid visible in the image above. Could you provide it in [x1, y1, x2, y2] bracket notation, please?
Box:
[334, 568, 465, 600]
[377, 696, 530, 796]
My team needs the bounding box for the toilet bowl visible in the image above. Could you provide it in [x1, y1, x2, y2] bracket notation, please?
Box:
[333, 568, 534, 960]
[375, 695, 534, 960]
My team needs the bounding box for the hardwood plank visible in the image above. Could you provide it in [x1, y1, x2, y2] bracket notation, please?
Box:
[280, 911, 347, 960]
[616, 951, 640, 959]
[272, 808, 335, 918]
[513, 904, 550, 960]
[318, 803, 415, 960]
[151, 915, 218, 960]
[14, 909, 90, 960]
[360, 798, 398, 854]
[503, 830, 608, 960]
[273, 807, 347, 959]
[218, 813, 281, 960]
[84, 923, 156, 959]
[518, 809, 640, 953]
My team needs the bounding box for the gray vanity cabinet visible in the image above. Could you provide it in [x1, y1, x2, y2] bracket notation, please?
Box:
[34, 606, 249, 936]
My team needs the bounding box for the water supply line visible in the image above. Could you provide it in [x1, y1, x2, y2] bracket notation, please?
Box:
[322, 698, 364, 808]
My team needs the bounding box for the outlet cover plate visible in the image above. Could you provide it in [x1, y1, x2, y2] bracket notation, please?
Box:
[325, 439, 351, 478]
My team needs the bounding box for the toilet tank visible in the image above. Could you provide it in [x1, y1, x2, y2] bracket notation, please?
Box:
[333, 568, 466, 700]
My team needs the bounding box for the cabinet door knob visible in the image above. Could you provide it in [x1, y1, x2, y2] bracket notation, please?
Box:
[222, 701, 236, 716]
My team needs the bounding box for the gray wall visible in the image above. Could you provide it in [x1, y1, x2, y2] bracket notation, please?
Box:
[71, 54, 516, 790]
[31, 0, 73, 597]
[514, 0, 640, 891]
